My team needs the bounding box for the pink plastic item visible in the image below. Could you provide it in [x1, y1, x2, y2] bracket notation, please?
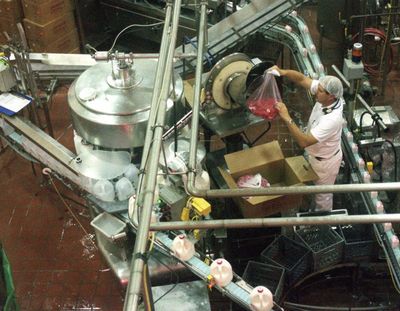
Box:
[375, 200, 384, 213]
[384, 223, 393, 232]
[391, 235, 399, 249]
[246, 72, 282, 121]
[237, 174, 270, 189]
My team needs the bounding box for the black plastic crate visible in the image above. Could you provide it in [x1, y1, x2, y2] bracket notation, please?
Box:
[338, 224, 376, 262]
[260, 235, 311, 286]
[295, 225, 344, 271]
[242, 261, 285, 301]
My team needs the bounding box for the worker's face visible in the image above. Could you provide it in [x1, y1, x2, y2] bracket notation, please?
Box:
[316, 84, 336, 105]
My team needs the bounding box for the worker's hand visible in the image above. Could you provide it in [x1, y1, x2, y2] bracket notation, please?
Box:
[275, 102, 291, 123]
[267, 65, 285, 77]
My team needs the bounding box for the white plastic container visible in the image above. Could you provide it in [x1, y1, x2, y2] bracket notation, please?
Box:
[124, 164, 140, 187]
[116, 177, 135, 201]
[249, 286, 274, 311]
[284, 25, 292, 33]
[370, 191, 378, 199]
[354, 155, 365, 169]
[210, 258, 233, 287]
[195, 170, 211, 191]
[384, 223, 393, 232]
[375, 200, 384, 214]
[363, 171, 371, 183]
[93, 179, 115, 202]
[391, 235, 399, 249]
[351, 143, 359, 153]
[171, 234, 195, 261]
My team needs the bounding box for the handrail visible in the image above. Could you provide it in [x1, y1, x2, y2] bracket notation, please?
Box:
[149, 213, 400, 231]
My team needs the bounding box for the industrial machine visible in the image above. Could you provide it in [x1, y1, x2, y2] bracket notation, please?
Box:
[2, 0, 400, 310]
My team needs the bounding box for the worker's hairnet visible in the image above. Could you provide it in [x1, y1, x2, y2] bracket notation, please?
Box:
[319, 75, 343, 99]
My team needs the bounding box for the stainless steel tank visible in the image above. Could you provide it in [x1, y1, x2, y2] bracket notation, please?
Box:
[68, 58, 183, 149]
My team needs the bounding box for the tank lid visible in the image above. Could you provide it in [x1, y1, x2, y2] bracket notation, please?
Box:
[73, 61, 157, 116]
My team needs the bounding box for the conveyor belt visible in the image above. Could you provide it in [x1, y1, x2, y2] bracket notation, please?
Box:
[175, 0, 308, 73]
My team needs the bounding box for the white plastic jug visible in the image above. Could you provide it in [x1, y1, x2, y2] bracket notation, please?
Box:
[171, 234, 195, 261]
[116, 177, 135, 201]
[93, 179, 115, 202]
[124, 164, 140, 187]
[249, 286, 273, 311]
[210, 258, 233, 287]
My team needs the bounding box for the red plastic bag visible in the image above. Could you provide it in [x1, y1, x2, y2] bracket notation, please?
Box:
[246, 72, 282, 120]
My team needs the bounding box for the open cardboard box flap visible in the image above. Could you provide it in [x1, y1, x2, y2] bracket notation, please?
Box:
[219, 141, 318, 217]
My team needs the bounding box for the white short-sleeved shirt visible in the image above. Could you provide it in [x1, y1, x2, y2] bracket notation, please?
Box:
[305, 80, 343, 158]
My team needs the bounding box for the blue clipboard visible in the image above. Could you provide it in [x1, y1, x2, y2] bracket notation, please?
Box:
[0, 92, 33, 116]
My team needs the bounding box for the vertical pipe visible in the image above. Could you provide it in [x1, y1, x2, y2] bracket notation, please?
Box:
[123, 0, 182, 309]
[187, 2, 208, 193]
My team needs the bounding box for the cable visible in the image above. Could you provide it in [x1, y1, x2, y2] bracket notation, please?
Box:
[378, 0, 393, 78]
[149, 232, 156, 252]
[151, 255, 180, 304]
[383, 139, 398, 182]
[108, 22, 164, 52]
[41, 167, 97, 250]
[284, 301, 399, 310]
[353, 28, 394, 75]
[143, 263, 155, 311]
[359, 110, 371, 136]
[241, 121, 272, 147]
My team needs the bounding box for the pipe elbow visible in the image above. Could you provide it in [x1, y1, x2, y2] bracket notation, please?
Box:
[185, 179, 207, 198]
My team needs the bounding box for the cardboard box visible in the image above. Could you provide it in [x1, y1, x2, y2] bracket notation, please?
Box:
[29, 28, 79, 52]
[219, 141, 318, 218]
[23, 12, 76, 45]
[0, 0, 22, 20]
[22, 0, 72, 24]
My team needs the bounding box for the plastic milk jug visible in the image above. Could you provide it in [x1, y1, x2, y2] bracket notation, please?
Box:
[124, 164, 140, 187]
[249, 286, 274, 311]
[93, 179, 115, 202]
[171, 234, 195, 261]
[210, 258, 233, 287]
[116, 177, 135, 201]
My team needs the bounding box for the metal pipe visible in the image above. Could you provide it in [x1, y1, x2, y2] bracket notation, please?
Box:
[187, 3, 208, 193]
[350, 11, 400, 20]
[134, 4, 173, 198]
[94, 52, 197, 61]
[124, 0, 182, 310]
[331, 64, 351, 88]
[149, 214, 400, 231]
[187, 181, 400, 198]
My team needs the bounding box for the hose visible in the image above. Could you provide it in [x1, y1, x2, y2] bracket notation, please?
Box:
[353, 27, 394, 75]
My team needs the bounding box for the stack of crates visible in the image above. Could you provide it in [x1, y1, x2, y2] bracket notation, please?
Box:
[261, 235, 312, 286]
[0, 0, 23, 44]
[22, 0, 80, 53]
[295, 225, 344, 272]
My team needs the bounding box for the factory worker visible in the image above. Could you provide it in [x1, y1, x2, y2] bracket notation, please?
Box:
[269, 65, 344, 212]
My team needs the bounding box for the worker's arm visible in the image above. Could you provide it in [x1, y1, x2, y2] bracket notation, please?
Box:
[268, 65, 312, 90]
[275, 102, 318, 149]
